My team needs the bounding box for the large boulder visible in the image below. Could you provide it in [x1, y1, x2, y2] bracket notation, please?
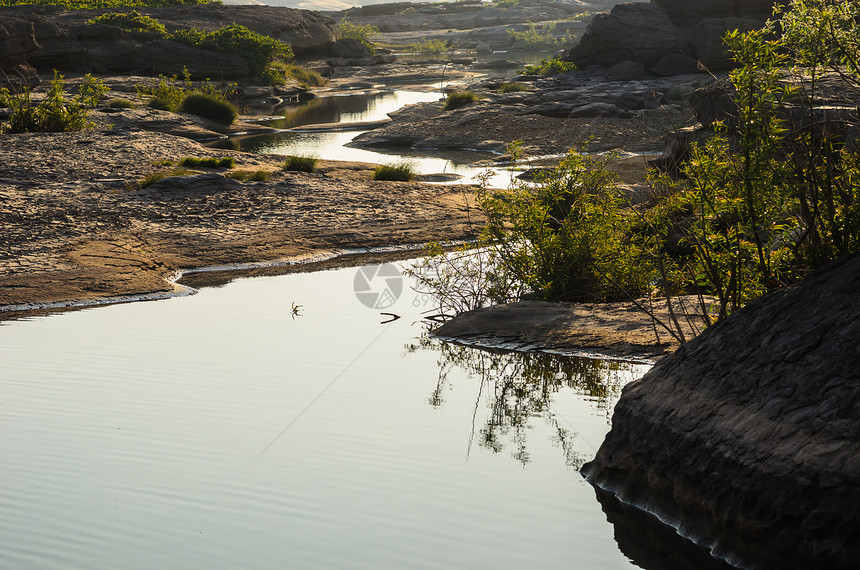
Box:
[0, 18, 39, 70]
[582, 254, 860, 570]
[652, 0, 777, 26]
[694, 17, 766, 70]
[565, 3, 689, 68]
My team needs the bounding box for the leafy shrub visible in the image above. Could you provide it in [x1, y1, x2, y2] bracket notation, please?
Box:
[227, 169, 270, 181]
[169, 24, 293, 77]
[179, 92, 238, 123]
[261, 62, 325, 87]
[1, 0, 217, 7]
[407, 39, 447, 55]
[107, 97, 136, 108]
[180, 156, 235, 168]
[136, 167, 192, 189]
[520, 57, 577, 76]
[1, 72, 107, 133]
[88, 9, 166, 33]
[506, 22, 570, 49]
[497, 82, 528, 93]
[337, 18, 377, 54]
[443, 91, 480, 110]
[282, 155, 318, 172]
[372, 162, 416, 181]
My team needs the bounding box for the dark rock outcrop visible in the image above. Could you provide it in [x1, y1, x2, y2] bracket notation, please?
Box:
[0, 5, 337, 78]
[564, 0, 779, 75]
[582, 254, 860, 570]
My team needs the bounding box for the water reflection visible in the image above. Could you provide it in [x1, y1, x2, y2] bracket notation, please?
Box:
[409, 334, 643, 468]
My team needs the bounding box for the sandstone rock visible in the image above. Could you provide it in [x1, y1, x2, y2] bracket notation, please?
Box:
[135, 172, 240, 197]
[650, 52, 699, 76]
[689, 78, 738, 128]
[330, 38, 371, 58]
[0, 18, 39, 70]
[653, 0, 776, 26]
[570, 102, 630, 118]
[694, 17, 765, 71]
[582, 253, 860, 570]
[132, 40, 250, 79]
[565, 3, 689, 68]
[607, 60, 645, 81]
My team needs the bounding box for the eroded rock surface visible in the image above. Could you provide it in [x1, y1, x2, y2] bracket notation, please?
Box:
[582, 254, 860, 570]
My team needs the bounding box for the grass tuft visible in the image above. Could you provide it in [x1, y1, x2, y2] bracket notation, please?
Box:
[179, 93, 238, 124]
[180, 156, 235, 168]
[227, 169, 271, 181]
[137, 167, 192, 189]
[443, 91, 480, 110]
[372, 162, 416, 181]
[282, 155, 318, 172]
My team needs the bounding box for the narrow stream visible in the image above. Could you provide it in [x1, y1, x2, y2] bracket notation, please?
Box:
[215, 87, 523, 187]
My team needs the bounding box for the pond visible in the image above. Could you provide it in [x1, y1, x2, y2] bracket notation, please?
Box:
[0, 257, 737, 569]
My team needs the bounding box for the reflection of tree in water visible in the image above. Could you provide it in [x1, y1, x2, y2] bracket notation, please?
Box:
[406, 334, 641, 469]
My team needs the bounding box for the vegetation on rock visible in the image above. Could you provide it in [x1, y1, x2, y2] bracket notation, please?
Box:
[519, 57, 577, 76]
[179, 92, 238, 124]
[169, 24, 293, 77]
[372, 162, 416, 181]
[0, 0, 216, 8]
[336, 18, 377, 54]
[0, 72, 107, 133]
[282, 155, 318, 172]
[443, 91, 480, 110]
[88, 9, 167, 33]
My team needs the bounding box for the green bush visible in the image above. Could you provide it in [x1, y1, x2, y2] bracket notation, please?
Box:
[497, 82, 528, 93]
[88, 9, 166, 33]
[107, 97, 136, 108]
[262, 62, 325, 87]
[337, 18, 377, 54]
[169, 24, 293, 77]
[179, 92, 238, 123]
[520, 57, 577, 76]
[1, 72, 107, 133]
[372, 162, 416, 181]
[180, 156, 235, 168]
[283, 155, 318, 172]
[227, 169, 270, 181]
[407, 39, 447, 55]
[0, 0, 217, 7]
[506, 22, 570, 49]
[443, 91, 480, 110]
[136, 167, 192, 189]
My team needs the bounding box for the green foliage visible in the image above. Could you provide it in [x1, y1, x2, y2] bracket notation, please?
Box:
[179, 92, 238, 123]
[497, 82, 528, 93]
[137, 68, 236, 112]
[227, 169, 270, 181]
[443, 91, 480, 110]
[493, 0, 518, 8]
[106, 97, 136, 108]
[1, 72, 107, 133]
[136, 167, 192, 189]
[88, 9, 166, 33]
[0, 0, 217, 8]
[407, 39, 447, 55]
[180, 156, 235, 168]
[506, 22, 572, 49]
[478, 147, 650, 302]
[520, 57, 577, 76]
[372, 162, 416, 181]
[337, 18, 377, 54]
[169, 24, 293, 77]
[282, 155, 318, 172]
[261, 62, 325, 87]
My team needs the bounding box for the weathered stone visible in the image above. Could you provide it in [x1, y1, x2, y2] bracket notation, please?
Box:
[689, 78, 738, 128]
[565, 3, 688, 68]
[132, 40, 250, 79]
[607, 60, 645, 81]
[652, 0, 777, 26]
[570, 102, 629, 118]
[0, 18, 39, 69]
[694, 17, 765, 71]
[650, 51, 699, 76]
[582, 253, 860, 570]
[330, 38, 371, 58]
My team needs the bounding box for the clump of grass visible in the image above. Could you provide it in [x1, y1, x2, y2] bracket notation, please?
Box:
[443, 91, 481, 110]
[407, 39, 447, 55]
[136, 167, 192, 189]
[262, 62, 326, 87]
[520, 57, 577, 76]
[497, 82, 528, 93]
[227, 169, 271, 181]
[106, 98, 136, 108]
[372, 162, 416, 181]
[282, 155, 318, 172]
[179, 93, 238, 124]
[180, 156, 235, 168]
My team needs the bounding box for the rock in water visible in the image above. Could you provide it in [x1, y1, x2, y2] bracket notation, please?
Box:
[582, 254, 860, 570]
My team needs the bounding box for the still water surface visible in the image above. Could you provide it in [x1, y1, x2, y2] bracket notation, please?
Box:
[0, 259, 659, 569]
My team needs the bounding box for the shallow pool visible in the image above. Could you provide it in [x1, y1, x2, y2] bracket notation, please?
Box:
[0, 259, 732, 569]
